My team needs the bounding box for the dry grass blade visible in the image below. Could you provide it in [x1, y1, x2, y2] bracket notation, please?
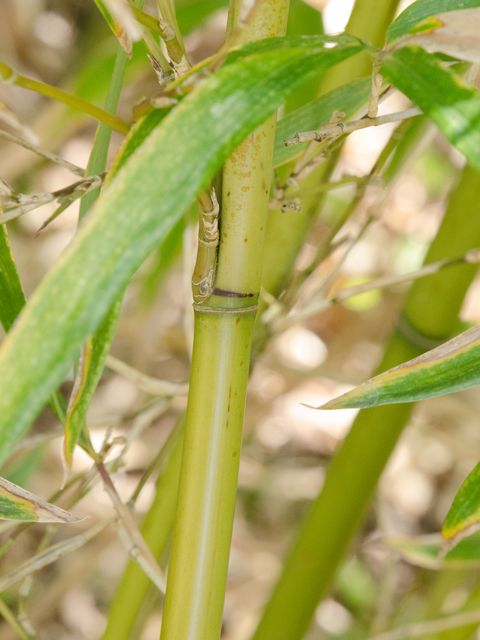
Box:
[96, 463, 167, 592]
[0, 518, 113, 593]
[0, 130, 85, 176]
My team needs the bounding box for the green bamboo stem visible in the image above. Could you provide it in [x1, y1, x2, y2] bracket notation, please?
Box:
[320, 0, 401, 93]
[158, 2, 289, 639]
[0, 61, 130, 135]
[251, 164, 480, 640]
[101, 431, 183, 640]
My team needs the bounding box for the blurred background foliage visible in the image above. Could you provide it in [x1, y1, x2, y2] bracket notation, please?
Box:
[1, 1, 480, 639]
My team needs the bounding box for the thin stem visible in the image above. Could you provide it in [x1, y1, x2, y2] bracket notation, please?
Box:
[105, 355, 188, 396]
[268, 175, 365, 209]
[368, 609, 480, 640]
[0, 130, 85, 176]
[272, 248, 480, 331]
[0, 61, 130, 135]
[284, 107, 422, 146]
[0, 597, 31, 640]
[155, 0, 190, 71]
[1, 174, 105, 224]
[96, 462, 167, 593]
[101, 428, 184, 640]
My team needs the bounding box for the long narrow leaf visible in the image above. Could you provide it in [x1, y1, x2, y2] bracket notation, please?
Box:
[64, 93, 174, 467]
[318, 322, 480, 410]
[386, 0, 480, 43]
[0, 225, 25, 333]
[442, 461, 480, 553]
[381, 46, 480, 172]
[0, 36, 366, 467]
[0, 476, 79, 523]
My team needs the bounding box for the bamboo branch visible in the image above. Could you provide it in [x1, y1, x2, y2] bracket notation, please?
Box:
[1, 174, 105, 224]
[0, 597, 31, 640]
[368, 609, 480, 640]
[96, 462, 167, 593]
[155, 0, 191, 74]
[0, 130, 85, 176]
[272, 248, 480, 331]
[284, 107, 422, 146]
[105, 355, 188, 396]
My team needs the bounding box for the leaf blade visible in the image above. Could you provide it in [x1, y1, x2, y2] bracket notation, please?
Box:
[442, 461, 480, 553]
[0, 476, 79, 523]
[386, 0, 480, 43]
[319, 323, 480, 410]
[381, 46, 480, 172]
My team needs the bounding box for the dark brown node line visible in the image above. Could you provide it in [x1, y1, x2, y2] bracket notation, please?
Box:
[212, 288, 254, 298]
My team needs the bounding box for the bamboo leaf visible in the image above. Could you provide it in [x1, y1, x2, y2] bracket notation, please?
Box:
[317, 322, 480, 410]
[273, 77, 372, 167]
[387, 532, 480, 569]
[64, 298, 122, 467]
[442, 461, 480, 554]
[386, 0, 480, 43]
[0, 476, 79, 523]
[380, 46, 480, 172]
[392, 8, 480, 65]
[0, 35, 366, 467]
[0, 224, 25, 333]
[64, 105, 175, 467]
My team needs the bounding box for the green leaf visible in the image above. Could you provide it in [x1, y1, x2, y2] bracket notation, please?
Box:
[317, 322, 480, 410]
[381, 46, 480, 172]
[387, 532, 480, 569]
[273, 77, 372, 167]
[0, 476, 79, 523]
[0, 35, 366, 467]
[65, 105, 175, 466]
[64, 297, 122, 467]
[0, 225, 25, 333]
[386, 0, 480, 43]
[443, 460, 480, 554]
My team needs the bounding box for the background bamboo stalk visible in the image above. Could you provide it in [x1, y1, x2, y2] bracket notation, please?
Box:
[101, 432, 183, 640]
[251, 164, 480, 640]
[320, 0, 401, 92]
[158, 2, 290, 638]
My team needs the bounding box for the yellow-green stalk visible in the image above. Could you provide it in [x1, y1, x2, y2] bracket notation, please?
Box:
[158, 2, 289, 639]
